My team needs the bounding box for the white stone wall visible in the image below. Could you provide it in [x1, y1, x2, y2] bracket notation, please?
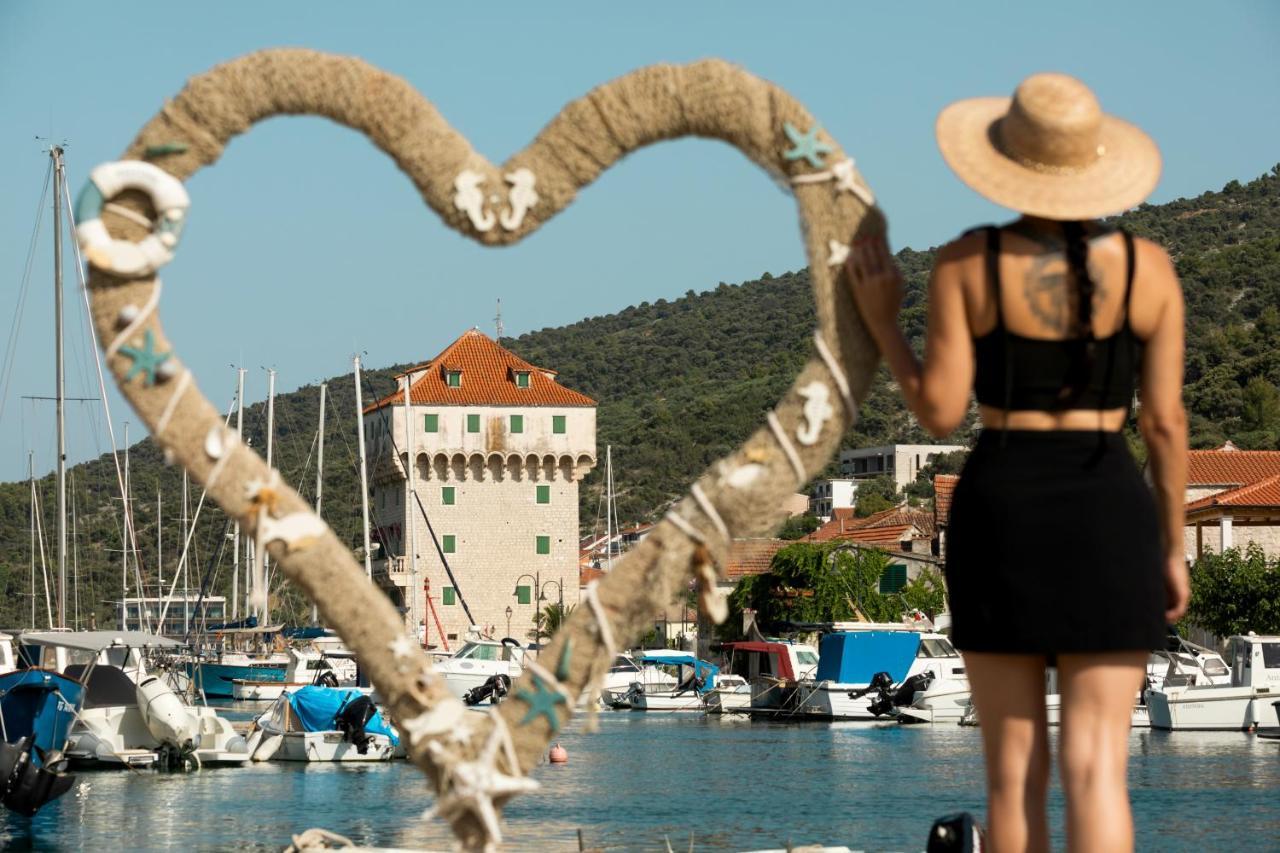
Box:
[1186, 517, 1280, 560]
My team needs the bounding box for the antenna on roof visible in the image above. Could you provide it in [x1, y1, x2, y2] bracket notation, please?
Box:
[494, 299, 504, 340]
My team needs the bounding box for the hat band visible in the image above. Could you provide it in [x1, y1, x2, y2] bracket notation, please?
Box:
[991, 120, 1106, 176]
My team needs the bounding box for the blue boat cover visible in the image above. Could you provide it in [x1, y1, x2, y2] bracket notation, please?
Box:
[638, 654, 719, 692]
[0, 670, 84, 766]
[286, 686, 399, 745]
[815, 632, 920, 684]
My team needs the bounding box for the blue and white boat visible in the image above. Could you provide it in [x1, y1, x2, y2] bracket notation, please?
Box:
[250, 686, 402, 762]
[0, 648, 83, 815]
[621, 652, 720, 712]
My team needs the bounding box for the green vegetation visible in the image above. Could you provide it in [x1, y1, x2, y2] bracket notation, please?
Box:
[1, 168, 1276, 628]
[1186, 544, 1280, 637]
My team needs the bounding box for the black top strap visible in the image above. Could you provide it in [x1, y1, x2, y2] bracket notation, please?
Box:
[1121, 228, 1136, 325]
[985, 226, 1003, 328]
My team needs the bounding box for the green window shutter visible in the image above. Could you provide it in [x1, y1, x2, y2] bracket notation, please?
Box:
[466, 414, 480, 433]
[441, 486, 455, 506]
[536, 535, 551, 555]
[515, 371, 530, 388]
[536, 485, 550, 505]
[510, 414, 523, 434]
[879, 563, 908, 594]
[442, 535, 456, 554]
[424, 413, 438, 433]
[446, 370, 462, 388]
[552, 415, 566, 434]
[515, 585, 531, 605]
[442, 587, 456, 606]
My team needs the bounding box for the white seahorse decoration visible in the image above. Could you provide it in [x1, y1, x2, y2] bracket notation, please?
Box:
[500, 168, 539, 231]
[796, 381, 834, 446]
[453, 169, 496, 232]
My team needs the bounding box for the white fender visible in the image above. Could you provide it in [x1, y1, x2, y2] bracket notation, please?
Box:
[75, 160, 189, 277]
[136, 675, 199, 747]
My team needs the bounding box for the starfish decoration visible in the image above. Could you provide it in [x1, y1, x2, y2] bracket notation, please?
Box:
[515, 675, 567, 734]
[400, 701, 464, 748]
[555, 639, 573, 682]
[831, 158, 876, 206]
[388, 636, 414, 671]
[425, 724, 538, 847]
[783, 122, 834, 168]
[827, 239, 851, 267]
[118, 329, 172, 386]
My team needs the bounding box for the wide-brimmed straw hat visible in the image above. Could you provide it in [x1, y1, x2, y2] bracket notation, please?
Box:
[936, 73, 1161, 220]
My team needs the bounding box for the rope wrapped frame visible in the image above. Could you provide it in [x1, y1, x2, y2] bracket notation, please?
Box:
[86, 48, 884, 849]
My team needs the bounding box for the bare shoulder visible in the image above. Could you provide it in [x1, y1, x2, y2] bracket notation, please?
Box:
[1130, 236, 1183, 336]
[934, 229, 988, 267]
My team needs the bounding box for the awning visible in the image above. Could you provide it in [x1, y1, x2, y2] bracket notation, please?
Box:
[19, 631, 184, 651]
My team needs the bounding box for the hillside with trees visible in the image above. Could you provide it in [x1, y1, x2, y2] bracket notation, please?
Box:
[1, 166, 1276, 628]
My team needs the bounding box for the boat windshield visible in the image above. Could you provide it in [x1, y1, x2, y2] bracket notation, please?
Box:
[1262, 643, 1280, 669]
[1202, 656, 1230, 677]
[456, 642, 501, 661]
[795, 649, 819, 668]
[609, 656, 640, 673]
[918, 638, 958, 658]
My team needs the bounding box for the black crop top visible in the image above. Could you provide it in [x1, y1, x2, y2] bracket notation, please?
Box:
[972, 226, 1142, 411]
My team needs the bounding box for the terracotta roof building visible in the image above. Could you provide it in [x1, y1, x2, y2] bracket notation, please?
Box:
[1181, 442, 1280, 560]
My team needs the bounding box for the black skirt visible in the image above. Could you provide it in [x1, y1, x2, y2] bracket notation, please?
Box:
[944, 429, 1166, 655]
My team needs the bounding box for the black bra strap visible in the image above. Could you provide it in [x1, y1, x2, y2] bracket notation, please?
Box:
[1121, 228, 1136, 326]
[986, 226, 1003, 328]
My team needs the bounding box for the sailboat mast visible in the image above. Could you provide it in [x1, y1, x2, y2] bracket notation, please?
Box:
[157, 488, 163, 600]
[605, 445, 613, 572]
[29, 452, 36, 628]
[182, 469, 190, 635]
[52, 146, 68, 629]
[232, 367, 244, 619]
[353, 356, 373, 579]
[122, 422, 131, 630]
[312, 381, 326, 623]
[259, 367, 276, 619]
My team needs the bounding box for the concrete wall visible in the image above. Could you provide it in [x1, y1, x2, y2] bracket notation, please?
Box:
[839, 443, 967, 490]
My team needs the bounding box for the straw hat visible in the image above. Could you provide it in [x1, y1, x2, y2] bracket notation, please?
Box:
[936, 73, 1161, 220]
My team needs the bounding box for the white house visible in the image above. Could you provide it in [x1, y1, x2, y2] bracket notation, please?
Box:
[839, 443, 967, 491]
[808, 479, 859, 520]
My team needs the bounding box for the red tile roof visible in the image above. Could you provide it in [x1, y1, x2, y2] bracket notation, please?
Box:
[1186, 474, 1280, 514]
[804, 506, 934, 545]
[1186, 443, 1280, 486]
[366, 329, 596, 412]
[579, 566, 606, 587]
[725, 539, 788, 580]
[934, 474, 959, 524]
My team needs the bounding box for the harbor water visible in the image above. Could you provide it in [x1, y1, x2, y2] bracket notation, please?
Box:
[4, 710, 1278, 851]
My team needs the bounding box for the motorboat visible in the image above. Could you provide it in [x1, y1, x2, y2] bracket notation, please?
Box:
[600, 650, 686, 708]
[0, 664, 83, 815]
[187, 650, 290, 699]
[620, 653, 719, 712]
[249, 686, 402, 762]
[231, 647, 358, 700]
[703, 674, 751, 714]
[788, 626, 969, 721]
[1147, 633, 1280, 730]
[719, 641, 819, 715]
[20, 631, 250, 769]
[435, 637, 526, 705]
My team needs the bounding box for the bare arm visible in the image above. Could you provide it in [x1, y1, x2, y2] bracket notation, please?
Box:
[1135, 242, 1190, 621]
[847, 236, 974, 438]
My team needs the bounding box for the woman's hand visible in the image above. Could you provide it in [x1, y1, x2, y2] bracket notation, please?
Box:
[846, 233, 905, 341]
[1164, 553, 1191, 624]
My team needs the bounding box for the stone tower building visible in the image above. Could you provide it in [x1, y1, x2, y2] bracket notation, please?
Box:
[364, 329, 596, 647]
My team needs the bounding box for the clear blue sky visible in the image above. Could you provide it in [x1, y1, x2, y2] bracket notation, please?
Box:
[1, 1, 1277, 481]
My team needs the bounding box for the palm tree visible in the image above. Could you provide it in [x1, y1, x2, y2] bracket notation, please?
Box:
[530, 602, 576, 642]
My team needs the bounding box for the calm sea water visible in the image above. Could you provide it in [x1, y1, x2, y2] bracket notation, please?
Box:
[3, 708, 1279, 851]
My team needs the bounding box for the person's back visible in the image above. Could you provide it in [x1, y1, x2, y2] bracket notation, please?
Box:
[846, 73, 1189, 853]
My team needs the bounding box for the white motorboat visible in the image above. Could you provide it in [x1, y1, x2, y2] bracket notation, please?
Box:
[435, 637, 526, 705]
[600, 650, 689, 709]
[20, 631, 249, 769]
[249, 686, 403, 762]
[622, 653, 720, 712]
[704, 674, 751, 714]
[791, 626, 970, 721]
[719, 641, 819, 715]
[1148, 633, 1280, 730]
[231, 647, 358, 700]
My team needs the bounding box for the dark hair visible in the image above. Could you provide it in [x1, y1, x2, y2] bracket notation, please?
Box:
[1060, 221, 1096, 402]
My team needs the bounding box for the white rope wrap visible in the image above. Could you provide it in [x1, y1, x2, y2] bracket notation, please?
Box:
[813, 330, 856, 418]
[582, 581, 617, 659]
[154, 368, 192, 435]
[689, 482, 729, 543]
[663, 509, 705, 545]
[202, 429, 237, 489]
[790, 157, 876, 206]
[767, 410, 806, 483]
[523, 659, 575, 707]
[105, 279, 162, 359]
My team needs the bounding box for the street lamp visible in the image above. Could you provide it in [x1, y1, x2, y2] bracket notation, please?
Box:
[504, 606, 513, 639]
[513, 571, 541, 650]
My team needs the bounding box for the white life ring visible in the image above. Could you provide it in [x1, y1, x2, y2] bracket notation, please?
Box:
[75, 160, 190, 277]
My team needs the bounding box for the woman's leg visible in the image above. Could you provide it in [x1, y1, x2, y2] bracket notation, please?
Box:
[965, 652, 1051, 853]
[1057, 652, 1147, 853]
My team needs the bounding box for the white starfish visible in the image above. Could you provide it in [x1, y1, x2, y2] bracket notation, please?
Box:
[388, 635, 414, 666]
[400, 701, 465, 748]
[425, 723, 538, 847]
[832, 158, 876, 206]
[828, 239, 851, 267]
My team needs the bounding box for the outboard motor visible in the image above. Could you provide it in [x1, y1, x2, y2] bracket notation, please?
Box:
[847, 671, 895, 715]
[0, 736, 76, 817]
[463, 674, 512, 707]
[927, 812, 985, 852]
[334, 695, 378, 755]
[314, 670, 339, 688]
[892, 672, 935, 707]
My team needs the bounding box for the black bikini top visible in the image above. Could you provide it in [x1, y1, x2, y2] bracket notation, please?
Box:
[972, 226, 1142, 412]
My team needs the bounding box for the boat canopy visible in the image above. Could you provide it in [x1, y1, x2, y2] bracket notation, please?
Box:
[723, 642, 797, 681]
[282, 626, 331, 640]
[816, 631, 920, 684]
[639, 653, 718, 692]
[19, 631, 183, 651]
[285, 686, 399, 745]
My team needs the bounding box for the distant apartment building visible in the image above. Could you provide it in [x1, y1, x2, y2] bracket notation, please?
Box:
[808, 479, 860, 520]
[839, 443, 967, 491]
[364, 329, 596, 646]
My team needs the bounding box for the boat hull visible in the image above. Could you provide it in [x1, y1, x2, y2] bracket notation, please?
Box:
[188, 661, 287, 698]
[1146, 685, 1272, 730]
[255, 721, 402, 762]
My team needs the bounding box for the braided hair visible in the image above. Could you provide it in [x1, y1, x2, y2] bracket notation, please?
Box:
[1060, 220, 1097, 403]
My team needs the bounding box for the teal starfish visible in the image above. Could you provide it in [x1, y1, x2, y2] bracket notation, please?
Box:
[118, 329, 172, 386]
[555, 639, 573, 682]
[515, 675, 567, 734]
[783, 122, 834, 168]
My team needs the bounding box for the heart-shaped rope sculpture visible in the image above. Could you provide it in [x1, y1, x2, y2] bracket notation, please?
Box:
[82, 48, 884, 849]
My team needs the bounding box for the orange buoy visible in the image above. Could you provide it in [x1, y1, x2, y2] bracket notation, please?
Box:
[548, 743, 568, 764]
